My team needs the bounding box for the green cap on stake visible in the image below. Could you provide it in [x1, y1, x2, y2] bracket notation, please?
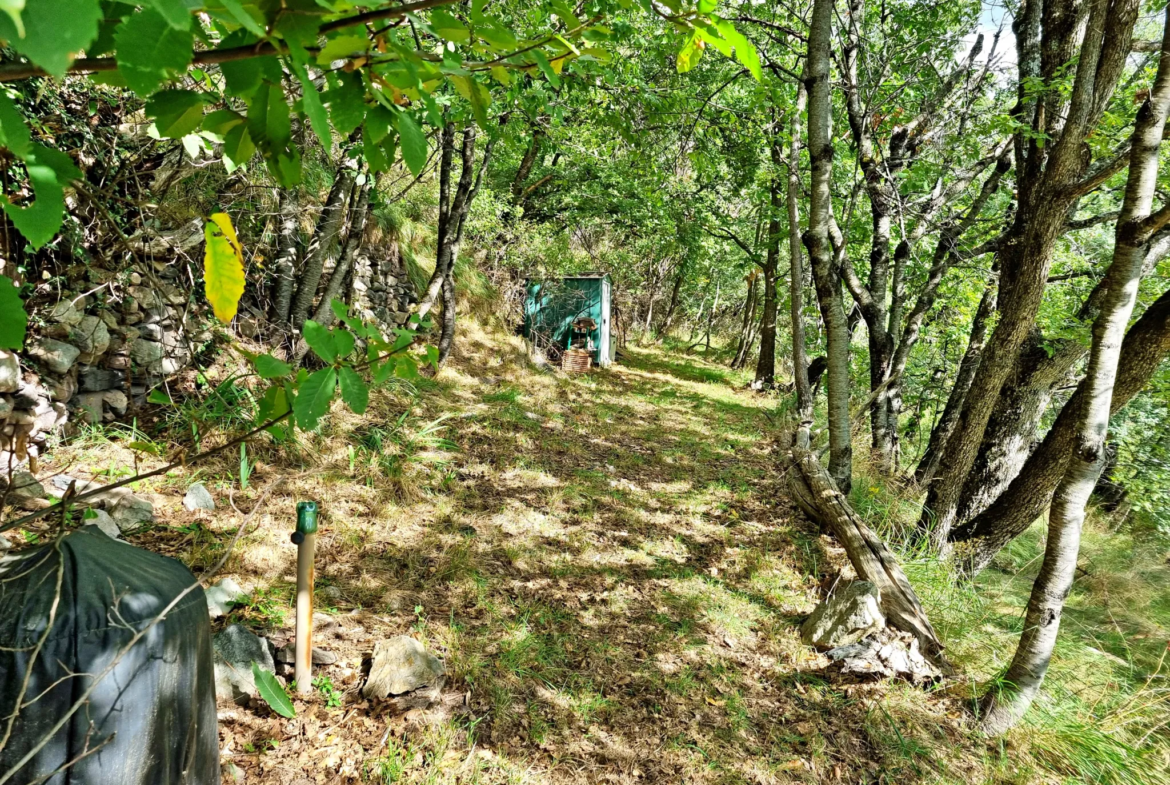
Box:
[296, 501, 319, 534]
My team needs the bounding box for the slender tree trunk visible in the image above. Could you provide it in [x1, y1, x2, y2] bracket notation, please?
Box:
[732, 274, 758, 369]
[272, 187, 300, 324]
[803, 0, 851, 492]
[916, 272, 1000, 486]
[438, 274, 457, 363]
[511, 127, 543, 201]
[311, 180, 371, 327]
[788, 83, 814, 421]
[703, 282, 721, 353]
[417, 124, 460, 320]
[290, 158, 356, 329]
[658, 262, 686, 337]
[980, 13, 1170, 732]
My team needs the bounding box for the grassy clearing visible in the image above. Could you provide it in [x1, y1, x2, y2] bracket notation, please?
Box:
[22, 319, 1170, 784]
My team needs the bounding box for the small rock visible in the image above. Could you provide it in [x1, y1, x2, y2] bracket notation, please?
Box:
[105, 354, 131, 370]
[4, 470, 45, 500]
[362, 636, 445, 699]
[205, 577, 246, 618]
[27, 339, 80, 375]
[184, 482, 216, 511]
[34, 402, 66, 433]
[71, 315, 110, 355]
[318, 585, 343, 603]
[48, 301, 83, 326]
[129, 272, 143, 286]
[110, 493, 154, 528]
[0, 396, 14, 419]
[83, 510, 120, 539]
[213, 624, 275, 704]
[0, 533, 11, 551]
[275, 644, 339, 666]
[801, 581, 885, 651]
[222, 761, 245, 783]
[0, 351, 19, 393]
[130, 339, 164, 365]
[102, 390, 128, 416]
[138, 323, 164, 341]
[79, 366, 124, 392]
[72, 391, 105, 425]
[826, 629, 940, 684]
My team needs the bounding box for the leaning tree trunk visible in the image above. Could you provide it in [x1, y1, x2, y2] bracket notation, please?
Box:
[787, 83, 814, 421]
[953, 282, 1170, 575]
[979, 9, 1170, 734]
[920, 0, 1138, 548]
[271, 186, 300, 324]
[657, 262, 686, 338]
[954, 333, 1082, 521]
[289, 158, 356, 329]
[754, 161, 782, 387]
[915, 267, 999, 486]
[732, 274, 758, 370]
[784, 426, 944, 659]
[803, 0, 852, 492]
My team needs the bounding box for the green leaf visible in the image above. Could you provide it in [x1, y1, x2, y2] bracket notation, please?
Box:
[0, 0, 101, 79]
[330, 299, 368, 338]
[218, 0, 265, 37]
[0, 91, 31, 158]
[0, 275, 27, 350]
[247, 80, 300, 186]
[0, 0, 23, 38]
[222, 123, 256, 171]
[550, 0, 581, 29]
[219, 32, 282, 98]
[251, 663, 296, 718]
[676, 31, 703, 73]
[255, 353, 292, 379]
[203, 213, 246, 323]
[291, 61, 331, 153]
[428, 9, 469, 42]
[714, 18, 761, 80]
[115, 8, 195, 95]
[316, 34, 368, 65]
[147, 89, 205, 139]
[149, 0, 193, 30]
[694, 24, 731, 57]
[147, 388, 173, 405]
[4, 144, 79, 250]
[302, 319, 336, 363]
[365, 104, 394, 144]
[338, 366, 368, 414]
[293, 367, 336, 430]
[202, 109, 246, 137]
[530, 49, 561, 88]
[257, 383, 291, 439]
[333, 328, 355, 358]
[324, 71, 366, 137]
[394, 111, 426, 176]
[394, 354, 419, 381]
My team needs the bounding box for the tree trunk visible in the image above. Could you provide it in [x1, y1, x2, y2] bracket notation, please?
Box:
[417, 124, 460, 321]
[271, 186, 300, 324]
[732, 274, 758, 369]
[657, 263, 686, 337]
[788, 83, 814, 421]
[754, 155, 783, 387]
[920, 0, 1139, 548]
[916, 266, 998, 485]
[954, 333, 1082, 521]
[290, 158, 355, 329]
[511, 127, 543, 201]
[952, 285, 1170, 574]
[979, 12, 1170, 732]
[437, 273, 457, 363]
[803, 0, 852, 492]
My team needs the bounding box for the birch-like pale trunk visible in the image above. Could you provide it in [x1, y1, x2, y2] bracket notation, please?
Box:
[979, 8, 1170, 734]
[803, 0, 851, 491]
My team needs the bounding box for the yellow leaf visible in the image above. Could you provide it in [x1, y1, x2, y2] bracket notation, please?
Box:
[204, 212, 246, 324]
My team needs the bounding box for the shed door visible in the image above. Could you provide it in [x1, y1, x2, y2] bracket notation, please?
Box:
[600, 278, 611, 366]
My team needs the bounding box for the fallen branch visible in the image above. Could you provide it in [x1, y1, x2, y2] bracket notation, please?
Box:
[783, 424, 946, 661]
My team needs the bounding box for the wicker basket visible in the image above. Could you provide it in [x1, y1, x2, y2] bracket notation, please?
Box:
[562, 348, 593, 373]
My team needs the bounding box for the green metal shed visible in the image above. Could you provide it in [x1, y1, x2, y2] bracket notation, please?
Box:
[523, 273, 613, 367]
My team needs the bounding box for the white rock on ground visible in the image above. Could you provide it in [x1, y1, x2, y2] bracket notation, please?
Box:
[826, 628, 940, 684]
[205, 577, 246, 619]
[362, 635, 445, 698]
[800, 580, 885, 650]
[110, 493, 154, 528]
[184, 482, 216, 511]
[213, 624, 275, 704]
[84, 510, 121, 539]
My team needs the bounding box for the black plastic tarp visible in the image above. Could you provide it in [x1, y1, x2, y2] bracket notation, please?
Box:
[0, 526, 219, 784]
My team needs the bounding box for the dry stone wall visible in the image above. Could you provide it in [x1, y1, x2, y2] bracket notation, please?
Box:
[3, 263, 213, 471]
